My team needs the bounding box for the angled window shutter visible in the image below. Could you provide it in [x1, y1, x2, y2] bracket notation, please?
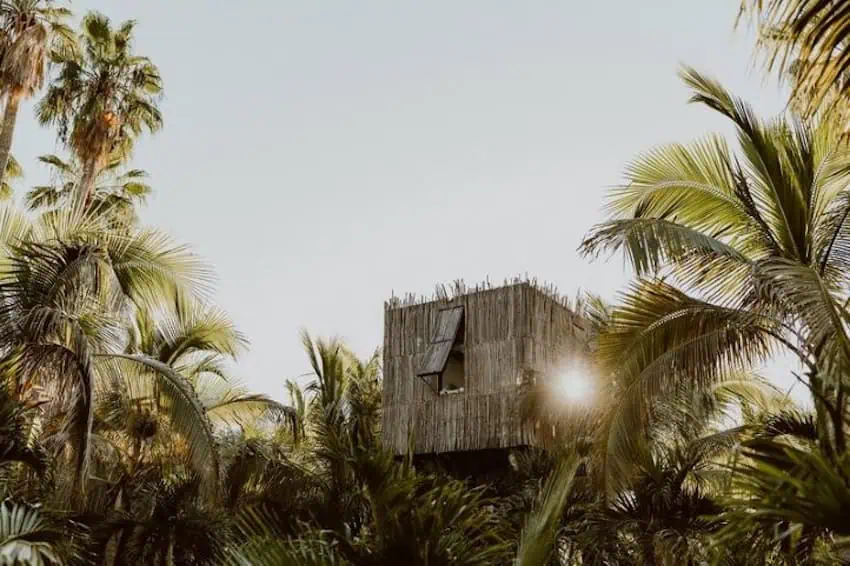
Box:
[417, 306, 463, 389]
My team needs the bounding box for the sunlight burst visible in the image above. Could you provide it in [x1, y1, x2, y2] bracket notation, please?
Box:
[554, 369, 595, 406]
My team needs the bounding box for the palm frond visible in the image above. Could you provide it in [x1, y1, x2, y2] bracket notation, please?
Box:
[603, 135, 765, 255]
[596, 279, 779, 489]
[717, 439, 850, 560]
[739, 0, 850, 119]
[580, 217, 753, 299]
[96, 227, 215, 308]
[755, 258, 850, 377]
[225, 505, 346, 566]
[681, 66, 816, 263]
[153, 292, 246, 365]
[205, 389, 294, 428]
[96, 354, 220, 492]
[516, 454, 581, 566]
[0, 500, 73, 565]
[759, 409, 819, 441]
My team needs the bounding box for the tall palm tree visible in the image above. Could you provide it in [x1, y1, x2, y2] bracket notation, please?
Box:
[0, 0, 74, 188]
[37, 11, 161, 209]
[298, 332, 364, 534]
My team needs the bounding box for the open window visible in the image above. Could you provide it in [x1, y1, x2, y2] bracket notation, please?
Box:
[417, 306, 465, 394]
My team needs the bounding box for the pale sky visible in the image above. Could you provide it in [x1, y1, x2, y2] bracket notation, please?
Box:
[10, 1, 794, 401]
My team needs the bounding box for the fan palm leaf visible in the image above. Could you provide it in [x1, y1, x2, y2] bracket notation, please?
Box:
[36, 11, 162, 208]
[0, 499, 71, 565]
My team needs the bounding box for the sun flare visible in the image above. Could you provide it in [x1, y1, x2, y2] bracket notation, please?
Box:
[554, 369, 595, 406]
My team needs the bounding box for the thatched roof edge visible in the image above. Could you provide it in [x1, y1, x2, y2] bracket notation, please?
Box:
[384, 275, 577, 312]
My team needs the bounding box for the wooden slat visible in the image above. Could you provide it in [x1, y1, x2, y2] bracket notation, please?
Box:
[416, 341, 453, 378]
[416, 306, 463, 376]
[434, 306, 464, 341]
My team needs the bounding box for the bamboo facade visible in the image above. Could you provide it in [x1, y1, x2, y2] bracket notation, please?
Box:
[382, 280, 584, 455]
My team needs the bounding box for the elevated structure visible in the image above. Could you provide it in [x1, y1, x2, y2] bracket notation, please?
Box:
[382, 279, 584, 456]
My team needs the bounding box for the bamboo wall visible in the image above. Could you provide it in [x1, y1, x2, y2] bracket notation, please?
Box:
[382, 281, 583, 455]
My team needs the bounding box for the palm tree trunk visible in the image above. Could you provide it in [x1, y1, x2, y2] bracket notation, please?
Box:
[0, 93, 21, 188]
[165, 533, 175, 566]
[810, 372, 838, 457]
[78, 158, 98, 210]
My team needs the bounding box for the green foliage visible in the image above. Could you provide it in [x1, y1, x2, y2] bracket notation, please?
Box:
[0, 2, 849, 565]
[516, 455, 581, 566]
[37, 10, 162, 209]
[739, 0, 850, 123]
[0, 499, 79, 565]
[27, 154, 152, 225]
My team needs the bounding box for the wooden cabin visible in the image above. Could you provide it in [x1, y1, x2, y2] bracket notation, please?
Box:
[382, 280, 585, 456]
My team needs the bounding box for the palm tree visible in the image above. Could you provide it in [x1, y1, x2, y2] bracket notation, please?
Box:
[80, 372, 292, 564]
[27, 153, 151, 224]
[97, 289, 294, 507]
[345, 348, 381, 450]
[220, 432, 322, 517]
[0, 206, 214, 503]
[581, 67, 850, 558]
[37, 11, 161, 209]
[582, 67, 850, 462]
[298, 332, 365, 535]
[738, 0, 850, 121]
[0, 0, 74, 188]
[344, 447, 511, 566]
[0, 498, 80, 564]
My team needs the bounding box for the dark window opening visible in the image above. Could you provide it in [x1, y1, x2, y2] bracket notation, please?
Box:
[441, 317, 464, 393]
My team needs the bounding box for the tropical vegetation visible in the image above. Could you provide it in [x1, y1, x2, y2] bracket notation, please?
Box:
[0, 0, 847, 564]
